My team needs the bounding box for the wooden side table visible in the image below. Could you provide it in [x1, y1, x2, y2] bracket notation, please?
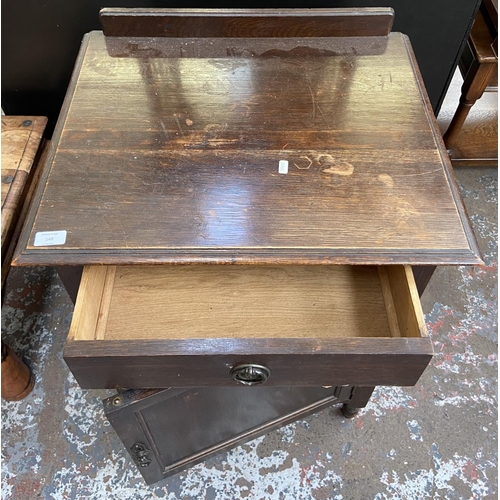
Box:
[12, 9, 481, 483]
[443, 0, 498, 165]
[1, 115, 47, 400]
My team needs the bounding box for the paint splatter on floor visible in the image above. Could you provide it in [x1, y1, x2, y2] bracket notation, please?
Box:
[2, 168, 497, 499]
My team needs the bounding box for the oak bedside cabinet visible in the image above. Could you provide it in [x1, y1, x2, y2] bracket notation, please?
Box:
[13, 8, 481, 484]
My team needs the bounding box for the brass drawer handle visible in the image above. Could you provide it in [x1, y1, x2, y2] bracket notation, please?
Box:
[230, 364, 270, 386]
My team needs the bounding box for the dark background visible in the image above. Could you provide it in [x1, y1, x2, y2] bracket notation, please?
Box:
[2, 1, 481, 136]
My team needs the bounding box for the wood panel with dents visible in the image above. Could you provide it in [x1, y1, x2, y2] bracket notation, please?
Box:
[1, 116, 47, 248]
[13, 31, 480, 266]
[1, 116, 48, 287]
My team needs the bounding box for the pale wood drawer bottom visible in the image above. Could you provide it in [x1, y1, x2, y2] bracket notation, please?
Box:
[64, 264, 433, 388]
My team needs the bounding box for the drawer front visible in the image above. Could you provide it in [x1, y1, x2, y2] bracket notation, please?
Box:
[64, 265, 433, 388]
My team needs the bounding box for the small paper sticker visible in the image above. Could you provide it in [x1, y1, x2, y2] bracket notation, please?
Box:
[34, 230, 67, 247]
[278, 160, 288, 174]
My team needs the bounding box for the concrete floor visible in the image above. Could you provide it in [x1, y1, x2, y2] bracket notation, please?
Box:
[1, 164, 497, 499]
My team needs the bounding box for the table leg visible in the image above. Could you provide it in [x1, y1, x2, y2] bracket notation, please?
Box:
[443, 59, 497, 148]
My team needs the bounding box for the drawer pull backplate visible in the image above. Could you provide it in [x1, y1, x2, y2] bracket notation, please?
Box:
[230, 364, 271, 386]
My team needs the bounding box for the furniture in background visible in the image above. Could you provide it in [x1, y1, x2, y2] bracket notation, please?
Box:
[1, 116, 47, 401]
[443, 0, 498, 166]
[2, 0, 483, 134]
[12, 9, 481, 484]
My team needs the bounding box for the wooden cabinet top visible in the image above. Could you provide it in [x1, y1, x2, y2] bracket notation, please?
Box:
[14, 30, 480, 266]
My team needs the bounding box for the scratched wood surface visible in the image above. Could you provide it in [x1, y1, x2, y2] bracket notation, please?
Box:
[14, 30, 480, 266]
[1, 116, 47, 271]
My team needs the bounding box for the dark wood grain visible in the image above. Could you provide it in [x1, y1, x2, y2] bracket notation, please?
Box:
[13, 30, 481, 266]
[401, 35, 482, 265]
[103, 35, 390, 59]
[63, 337, 433, 388]
[104, 386, 344, 484]
[12, 33, 92, 267]
[100, 8, 394, 39]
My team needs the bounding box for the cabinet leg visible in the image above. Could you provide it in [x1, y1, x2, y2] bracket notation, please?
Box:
[340, 403, 360, 419]
[340, 386, 374, 419]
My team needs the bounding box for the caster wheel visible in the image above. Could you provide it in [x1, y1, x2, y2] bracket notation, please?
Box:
[340, 403, 359, 419]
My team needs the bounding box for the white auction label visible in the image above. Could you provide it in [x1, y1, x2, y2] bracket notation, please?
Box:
[278, 160, 289, 174]
[34, 230, 67, 246]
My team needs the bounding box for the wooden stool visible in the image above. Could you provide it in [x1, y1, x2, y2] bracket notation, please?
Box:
[1, 116, 47, 400]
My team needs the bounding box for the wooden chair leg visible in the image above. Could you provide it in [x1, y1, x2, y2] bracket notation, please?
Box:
[443, 59, 497, 148]
[1, 341, 35, 401]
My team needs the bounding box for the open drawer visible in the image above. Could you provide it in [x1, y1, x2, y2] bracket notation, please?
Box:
[63, 265, 433, 388]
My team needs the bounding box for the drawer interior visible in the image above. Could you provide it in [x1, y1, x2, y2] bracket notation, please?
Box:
[69, 265, 427, 342]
